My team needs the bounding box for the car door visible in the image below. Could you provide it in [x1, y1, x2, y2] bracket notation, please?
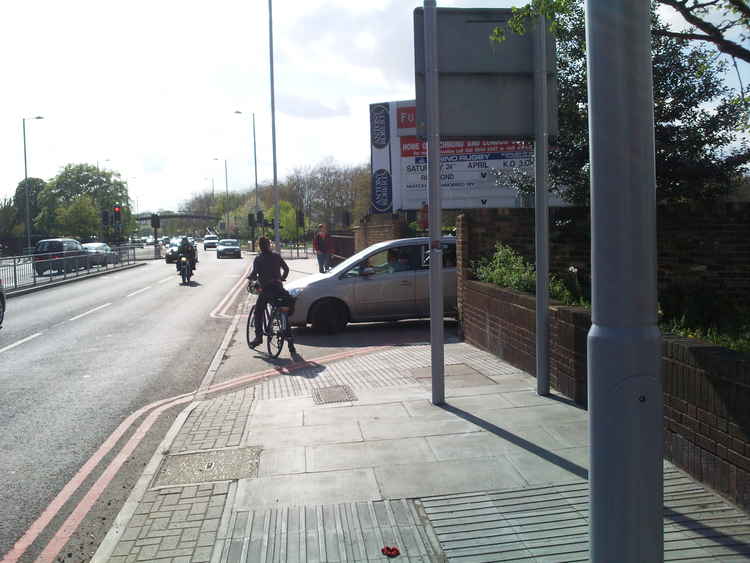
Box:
[414, 241, 458, 316]
[351, 245, 418, 320]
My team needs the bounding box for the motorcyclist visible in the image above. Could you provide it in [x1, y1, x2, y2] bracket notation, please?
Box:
[247, 236, 295, 352]
[176, 236, 197, 274]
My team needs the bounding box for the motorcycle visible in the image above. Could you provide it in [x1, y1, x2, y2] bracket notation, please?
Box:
[179, 256, 193, 285]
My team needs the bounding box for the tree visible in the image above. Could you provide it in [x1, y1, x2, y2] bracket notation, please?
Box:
[519, 3, 749, 204]
[55, 195, 100, 240]
[494, 0, 750, 64]
[13, 178, 46, 231]
[0, 198, 19, 241]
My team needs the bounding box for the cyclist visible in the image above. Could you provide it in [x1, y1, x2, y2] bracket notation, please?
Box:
[247, 236, 295, 352]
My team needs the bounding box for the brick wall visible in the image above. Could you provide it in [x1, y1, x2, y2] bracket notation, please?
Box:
[353, 214, 410, 253]
[458, 203, 750, 307]
[461, 279, 750, 509]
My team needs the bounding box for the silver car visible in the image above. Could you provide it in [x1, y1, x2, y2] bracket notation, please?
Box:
[286, 236, 457, 333]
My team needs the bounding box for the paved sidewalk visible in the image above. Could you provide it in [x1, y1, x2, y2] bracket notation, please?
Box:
[94, 337, 750, 561]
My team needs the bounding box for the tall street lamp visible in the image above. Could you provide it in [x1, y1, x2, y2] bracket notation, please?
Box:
[213, 158, 229, 232]
[233, 111, 260, 212]
[22, 115, 44, 251]
[268, 0, 280, 251]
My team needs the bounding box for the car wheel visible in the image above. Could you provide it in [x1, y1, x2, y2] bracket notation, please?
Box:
[35, 265, 46, 276]
[310, 298, 348, 334]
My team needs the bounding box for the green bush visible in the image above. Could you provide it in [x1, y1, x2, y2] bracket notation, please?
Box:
[473, 243, 586, 307]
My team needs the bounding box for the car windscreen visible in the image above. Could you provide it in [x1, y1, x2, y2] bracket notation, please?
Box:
[219, 240, 238, 246]
[36, 241, 62, 253]
[328, 244, 391, 276]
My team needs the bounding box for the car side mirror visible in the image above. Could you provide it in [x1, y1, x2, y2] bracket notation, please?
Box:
[360, 267, 376, 277]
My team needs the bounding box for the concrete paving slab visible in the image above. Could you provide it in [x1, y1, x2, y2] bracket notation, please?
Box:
[506, 446, 589, 485]
[418, 373, 496, 389]
[235, 468, 381, 509]
[352, 385, 432, 405]
[360, 418, 482, 441]
[426, 426, 567, 461]
[306, 437, 437, 472]
[375, 458, 527, 499]
[258, 447, 306, 477]
[410, 363, 483, 378]
[302, 402, 411, 426]
[479, 403, 587, 428]
[247, 422, 363, 448]
[502, 389, 564, 407]
[249, 410, 303, 429]
[542, 420, 590, 448]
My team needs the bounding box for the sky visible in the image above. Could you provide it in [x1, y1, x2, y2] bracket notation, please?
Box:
[0, 0, 746, 213]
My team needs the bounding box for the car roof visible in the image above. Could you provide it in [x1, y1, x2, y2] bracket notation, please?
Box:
[366, 235, 455, 251]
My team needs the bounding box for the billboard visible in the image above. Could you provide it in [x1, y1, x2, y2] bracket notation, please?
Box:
[370, 100, 534, 210]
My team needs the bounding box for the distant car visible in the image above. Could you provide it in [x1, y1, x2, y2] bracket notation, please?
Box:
[203, 235, 219, 249]
[33, 238, 87, 275]
[0, 278, 5, 328]
[82, 242, 117, 266]
[164, 244, 180, 263]
[216, 239, 241, 259]
[285, 236, 457, 333]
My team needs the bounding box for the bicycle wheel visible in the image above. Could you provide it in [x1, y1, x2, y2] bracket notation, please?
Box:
[266, 306, 285, 358]
[246, 305, 256, 348]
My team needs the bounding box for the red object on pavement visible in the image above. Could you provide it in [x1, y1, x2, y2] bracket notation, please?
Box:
[381, 545, 400, 557]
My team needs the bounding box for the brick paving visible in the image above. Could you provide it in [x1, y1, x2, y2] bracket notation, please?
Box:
[108, 483, 230, 563]
[171, 389, 255, 453]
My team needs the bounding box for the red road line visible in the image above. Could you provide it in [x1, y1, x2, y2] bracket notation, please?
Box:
[0, 392, 192, 563]
[33, 396, 194, 563]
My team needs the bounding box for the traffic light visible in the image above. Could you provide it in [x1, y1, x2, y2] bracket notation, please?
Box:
[113, 205, 122, 224]
[248, 213, 256, 228]
[256, 210, 264, 225]
[151, 214, 160, 229]
[101, 210, 110, 226]
[296, 210, 304, 227]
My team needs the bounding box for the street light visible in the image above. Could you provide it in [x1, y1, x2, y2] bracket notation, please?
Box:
[213, 158, 229, 233]
[233, 111, 259, 213]
[22, 115, 44, 252]
[268, 0, 280, 251]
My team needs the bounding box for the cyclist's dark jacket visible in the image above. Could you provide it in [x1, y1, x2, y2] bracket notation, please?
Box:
[249, 251, 289, 288]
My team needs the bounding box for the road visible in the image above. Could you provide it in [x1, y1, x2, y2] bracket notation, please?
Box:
[0, 248, 249, 562]
[0, 249, 452, 563]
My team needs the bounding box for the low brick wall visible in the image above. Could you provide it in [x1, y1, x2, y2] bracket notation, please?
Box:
[462, 280, 750, 509]
[353, 214, 409, 252]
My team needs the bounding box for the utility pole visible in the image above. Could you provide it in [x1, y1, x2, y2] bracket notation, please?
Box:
[268, 0, 280, 251]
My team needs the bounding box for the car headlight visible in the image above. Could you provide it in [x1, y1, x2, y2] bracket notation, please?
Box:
[289, 288, 304, 298]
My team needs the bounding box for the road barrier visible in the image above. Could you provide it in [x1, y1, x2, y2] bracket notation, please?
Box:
[0, 246, 137, 293]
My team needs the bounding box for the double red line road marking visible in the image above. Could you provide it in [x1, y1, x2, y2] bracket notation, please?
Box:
[1, 344, 390, 563]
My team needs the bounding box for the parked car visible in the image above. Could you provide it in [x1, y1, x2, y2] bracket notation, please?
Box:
[216, 239, 241, 259]
[0, 278, 5, 328]
[164, 244, 180, 263]
[286, 236, 457, 333]
[33, 238, 87, 275]
[82, 242, 117, 266]
[203, 235, 219, 249]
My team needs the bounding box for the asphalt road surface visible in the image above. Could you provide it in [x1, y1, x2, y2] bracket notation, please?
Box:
[0, 248, 249, 562]
[0, 250, 454, 563]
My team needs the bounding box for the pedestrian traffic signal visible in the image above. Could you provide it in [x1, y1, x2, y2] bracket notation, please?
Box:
[151, 214, 160, 229]
[256, 210, 264, 225]
[248, 213, 256, 228]
[101, 210, 110, 226]
[296, 210, 304, 227]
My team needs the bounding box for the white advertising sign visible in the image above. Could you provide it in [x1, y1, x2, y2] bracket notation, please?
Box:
[371, 100, 535, 211]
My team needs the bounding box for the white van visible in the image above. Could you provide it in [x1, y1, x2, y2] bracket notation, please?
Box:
[203, 235, 219, 250]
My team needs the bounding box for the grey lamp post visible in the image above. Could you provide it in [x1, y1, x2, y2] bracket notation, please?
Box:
[22, 115, 44, 252]
[268, 0, 280, 251]
[233, 111, 260, 212]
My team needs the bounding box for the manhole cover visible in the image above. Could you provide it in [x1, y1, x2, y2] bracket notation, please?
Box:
[153, 447, 261, 487]
[312, 384, 357, 405]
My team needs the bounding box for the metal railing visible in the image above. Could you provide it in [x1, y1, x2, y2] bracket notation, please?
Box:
[279, 243, 311, 260]
[0, 246, 137, 293]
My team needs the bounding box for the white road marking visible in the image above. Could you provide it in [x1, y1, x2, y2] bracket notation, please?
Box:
[69, 303, 112, 322]
[126, 286, 151, 298]
[0, 332, 43, 355]
[156, 276, 173, 284]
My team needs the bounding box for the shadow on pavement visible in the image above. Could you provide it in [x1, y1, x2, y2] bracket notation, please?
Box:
[439, 402, 589, 481]
[290, 319, 459, 349]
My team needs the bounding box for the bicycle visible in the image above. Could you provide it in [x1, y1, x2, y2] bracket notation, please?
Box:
[246, 281, 295, 358]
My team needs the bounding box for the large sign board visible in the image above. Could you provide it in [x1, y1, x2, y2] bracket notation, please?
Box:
[414, 8, 557, 139]
[370, 100, 533, 210]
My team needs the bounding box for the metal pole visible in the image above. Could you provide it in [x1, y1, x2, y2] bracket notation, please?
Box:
[585, 0, 663, 561]
[534, 16, 550, 396]
[22, 118, 31, 252]
[224, 159, 229, 234]
[268, 0, 280, 252]
[425, 0, 444, 406]
[253, 112, 259, 211]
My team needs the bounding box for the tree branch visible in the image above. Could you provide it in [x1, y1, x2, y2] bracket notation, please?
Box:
[652, 21, 750, 62]
[725, 0, 750, 20]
